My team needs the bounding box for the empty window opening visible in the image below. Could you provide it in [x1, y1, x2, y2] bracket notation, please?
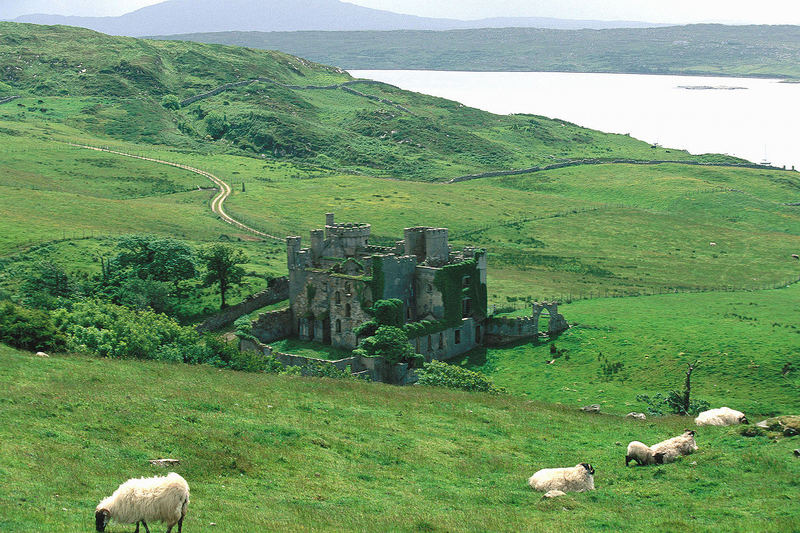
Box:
[345, 303, 352, 318]
[454, 329, 461, 344]
[335, 319, 342, 333]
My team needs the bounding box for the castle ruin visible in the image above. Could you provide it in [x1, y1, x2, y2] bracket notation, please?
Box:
[269, 213, 568, 363]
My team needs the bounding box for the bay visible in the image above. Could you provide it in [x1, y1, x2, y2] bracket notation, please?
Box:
[350, 70, 800, 171]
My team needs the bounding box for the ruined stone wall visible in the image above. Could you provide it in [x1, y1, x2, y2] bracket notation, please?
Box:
[251, 307, 294, 344]
[414, 267, 445, 321]
[196, 277, 289, 332]
[485, 316, 538, 345]
[410, 318, 480, 361]
[376, 254, 417, 320]
[239, 337, 417, 385]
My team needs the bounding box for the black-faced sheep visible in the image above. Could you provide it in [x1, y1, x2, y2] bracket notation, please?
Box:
[651, 430, 698, 463]
[95, 472, 189, 533]
[695, 407, 748, 427]
[528, 463, 595, 493]
[625, 441, 666, 466]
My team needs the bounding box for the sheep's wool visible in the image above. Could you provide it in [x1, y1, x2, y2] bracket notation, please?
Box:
[97, 472, 189, 526]
[528, 464, 594, 493]
[695, 407, 746, 427]
[626, 441, 658, 466]
[651, 431, 698, 463]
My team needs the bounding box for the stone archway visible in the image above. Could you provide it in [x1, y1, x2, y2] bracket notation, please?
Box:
[532, 302, 569, 336]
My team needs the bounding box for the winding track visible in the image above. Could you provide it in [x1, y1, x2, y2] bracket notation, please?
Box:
[66, 143, 283, 241]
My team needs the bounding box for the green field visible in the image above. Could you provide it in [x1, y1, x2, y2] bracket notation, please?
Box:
[155, 24, 800, 78]
[456, 285, 800, 417]
[2, 347, 798, 533]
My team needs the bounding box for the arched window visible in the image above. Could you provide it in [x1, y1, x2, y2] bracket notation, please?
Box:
[438, 333, 443, 349]
[335, 319, 342, 333]
[345, 282, 352, 295]
[345, 303, 351, 318]
[335, 291, 341, 305]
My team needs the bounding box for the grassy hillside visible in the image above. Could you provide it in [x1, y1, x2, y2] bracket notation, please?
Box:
[1, 346, 798, 532]
[154, 25, 800, 78]
[0, 21, 737, 180]
[458, 285, 800, 416]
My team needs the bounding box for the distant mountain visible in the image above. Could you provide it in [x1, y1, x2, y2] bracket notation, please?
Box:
[12, 0, 662, 36]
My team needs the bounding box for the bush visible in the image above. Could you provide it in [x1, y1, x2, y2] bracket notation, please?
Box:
[370, 299, 404, 327]
[636, 391, 710, 417]
[353, 325, 422, 367]
[161, 94, 180, 110]
[52, 300, 204, 363]
[416, 360, 506, 394]
[0, 302, 66, 352]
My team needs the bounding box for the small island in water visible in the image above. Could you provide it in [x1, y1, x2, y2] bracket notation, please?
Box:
[677, 85, 748, 91]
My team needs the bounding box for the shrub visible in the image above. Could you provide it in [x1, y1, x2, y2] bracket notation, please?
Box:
[0, 302, 66, 352]
[52, 300, 204, 363]
[636, 391, 710, 417]
[161, 94, 180, 110]
[353, 325, 423, 367]
[370, 299, 404, 327]
[416, 360, 506, 394]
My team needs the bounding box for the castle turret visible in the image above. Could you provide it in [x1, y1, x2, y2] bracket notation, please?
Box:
[404, 227, 428, 261]
[286, 236, 302, 270]
[310, 229, 324, 265]
[425, 228, 449, 267]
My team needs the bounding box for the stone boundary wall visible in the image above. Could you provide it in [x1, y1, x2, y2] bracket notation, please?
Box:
[239, 337, 417, 385]
[446, 158, 792, 184]
[196, 276, 289, 332]
[0, 96, 21, 105]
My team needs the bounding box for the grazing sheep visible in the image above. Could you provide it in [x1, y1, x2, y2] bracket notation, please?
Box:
[651, 430, 698, 463]
[695, 407, 748, 427]
[96, 472, 189, 533]
[625, 441, 666, 466]
[528, 463, 595, 493]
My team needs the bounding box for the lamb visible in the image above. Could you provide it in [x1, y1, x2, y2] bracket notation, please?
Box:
[625, 441, 666, 466]
[695, 407, 748, 427]
[96, 472, 189, 533]
[650, 430, 698, 463]
[528, 463, 595, 493]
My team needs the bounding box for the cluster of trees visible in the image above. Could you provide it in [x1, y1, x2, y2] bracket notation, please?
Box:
[22, 236, 249, 316]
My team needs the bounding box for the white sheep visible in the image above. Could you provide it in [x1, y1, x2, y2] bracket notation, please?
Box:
[651, 430, 698, 463]
[695, 407, 748, 427]
[625, 441, 666, 466]
[528, 463, 595, 493]
[95, 472, 189, 533]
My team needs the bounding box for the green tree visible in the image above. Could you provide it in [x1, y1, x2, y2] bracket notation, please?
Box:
[205, 112, 229, 140]
[21, 260, 72, 309]
[199, 244, 247, 309]
[161, 94, 180, 110]
[114, 235, 197, 287]
[354, 325, 423, 367]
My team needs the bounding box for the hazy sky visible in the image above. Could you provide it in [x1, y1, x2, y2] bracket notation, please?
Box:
[6, 0, 800, 24]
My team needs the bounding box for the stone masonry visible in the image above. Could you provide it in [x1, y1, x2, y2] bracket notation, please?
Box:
[248, 213, 569, 370]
